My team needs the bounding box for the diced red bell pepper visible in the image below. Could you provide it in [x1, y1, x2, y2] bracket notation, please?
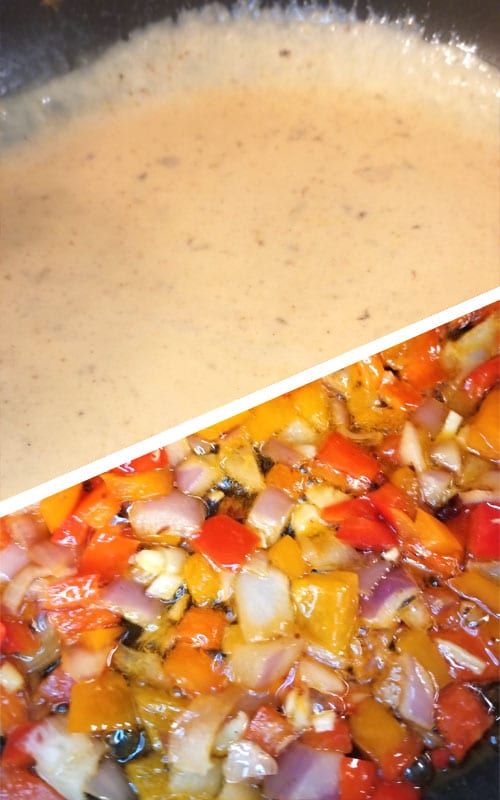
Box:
[0, 621, 6, 649]
[430, 746, 451, 771]
[315, 432, 380, 485]
[432, 627, 499, 683]
[369, 483, 415, 528]
[48, 607, 121, 639]
[175, 606, 227, 650]
[73, 477, 121, 529]
[467, 502, 500, 560]
[79, 524, 139, 582]
[192, 514, 259, 571]
[462, 355, 500, 403]
[340, 757, 377, 800]
[245, 704, 295, 758]
[301, 717, 352, 754]
[435, 683, 493, 761]
[112, 448, 168, 474]
[370, 780, 421, 800]
[322, 496, 378, 524]
[51, 514, 90, 549]
[0, 766, 65, 799]
[337, 517, 397, 552]
[1, 722, 40, 767]
[42, 574, 101, 610]
[384, 329, 446, 392]
[1, 620, 38, 656]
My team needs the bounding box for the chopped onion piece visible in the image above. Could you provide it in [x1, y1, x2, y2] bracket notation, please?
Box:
[62, 645, 110, 682]
[100, 578, 163, 627]
[262, 437, 303, 468]
[223, 741, 278, 782]
[400, 421, 426, 473]
[25, 716, 104, 800]
[0, 542, 30, 581]
[220, 445, 265, 493]
[30, 541, 76, 575]
[297, 657, 347, 697]
[439, 409, 463, 438]
[460, 489, 500, 505]
[246, 488, 294, 547]
[169, 687, 241, 775]
[264, 742, 341, 800]
[357, 559, 392, 598]
[430, 440, 462, 473]
[436, 638, 487, 676]
[214, 711, 249, 755]
[235, 563, 293, 641]
[398, 654, 436, 730]
[0, 661, 25, 692]
[169, 763, 222, 797]
[2, 564, 52, 615]
[86, 758, 135, 800]
[360, 567, 418, 628]
[419, 469, 454, 508]
[5, 512, 47, 548]
[411, 398, 447, 436]
[228, 637, 302, 692]
[175, 454, 222, 496]
[166, 438, 191, 467]
[129, 489, 205, 542]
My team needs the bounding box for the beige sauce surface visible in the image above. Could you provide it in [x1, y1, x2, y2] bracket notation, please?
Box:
[1, 8, 499, 502]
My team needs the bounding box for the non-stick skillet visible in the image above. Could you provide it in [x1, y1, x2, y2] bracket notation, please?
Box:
[0, 1, 498, 798]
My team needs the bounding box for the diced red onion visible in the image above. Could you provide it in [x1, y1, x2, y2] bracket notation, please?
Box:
[297, 657, 347, 697]
[262, 437, 304, 468]
[5, 512, 48, 548]
[175, 455, 220, 496]
[228, 637, 302, 692]
[188, 434, 217, 455]
[85, 758, 136, 800]
[235, 564, 294, 641]
[169, 687, 241, 775]
[100, 578, 163, 627]
[264, 742, 341, 800]
[165, 438, 191, 467]
[2, 565, 52, 615]
[223, 740, 278, 782]
[419, 469, 453, 508]
[246, 488, 294, 547]
[0, 542, 31, 581]
[398, 654, 436, 730]
[360, 567, 418, 628]
[62, 645, 110, 682]
[411, 398, 447, 436]
[30, 541, 76, 575]
[356, 559, 393, 598]
[129, 489, 205, 540]
[400, 421, 426, 473]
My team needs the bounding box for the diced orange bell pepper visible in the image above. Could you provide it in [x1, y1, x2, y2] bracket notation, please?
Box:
[0, 687, 29, 735]
[395, 629, 451, 689]
[369, 482, 416, 526]
[184, 553, 222, 605]
[314, 432, 379, 486]
[291, 571, 358, 655]
[78, 626, 123, 651]
[448, 570, 500, 617]
[112, 449, 168, 473]
[266, 463, 308, 499]
[175, 606, 227, 650]
[79, 524, 139, 582]
[164, 643, 227, 695]
[48, 607, 121, 641]
[349, 697, 421, 780]
[268, 534, 309, 579]
[391, 508, 463, 578]
[383, 329, 446, 392]
[101, 467, 173, 503]
[1, 620, 39, 655]
[379, 375, 422, 412]
[464, 387, 500, 461]
[68, 670, 136, 733]
[290, 380, 330, 432]
[74, 478, 122, 529]
[244, 395, 298, 443]
[196, 410, 251, 441]
[245, 704, 295, 757]
[39, 485, 82, 534]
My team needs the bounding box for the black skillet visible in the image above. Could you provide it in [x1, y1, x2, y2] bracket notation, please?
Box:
[0, 0, 498, 797]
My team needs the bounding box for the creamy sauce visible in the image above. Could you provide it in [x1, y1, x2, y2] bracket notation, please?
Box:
[1, 7, 499, 502]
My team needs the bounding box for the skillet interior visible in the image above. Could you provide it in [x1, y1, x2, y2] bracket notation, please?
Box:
[0, 0, 498, 797]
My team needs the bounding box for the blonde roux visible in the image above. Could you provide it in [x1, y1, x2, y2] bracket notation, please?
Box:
[1, 8, 498, 501]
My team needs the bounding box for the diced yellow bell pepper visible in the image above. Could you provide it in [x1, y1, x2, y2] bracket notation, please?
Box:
[184, 552, 222, 605]
[449, 570, 500, 617]
[290, 381, 330, 432]
[131, 683, 187, 751]
[101, 468, 173, 503]
[465, 387, 500, 461]
[78, 626, 123, 652]
[39, 484, 82, 533]
[125, 752, 170, 800]
[349, 697, 420, 780]
[197, 410, 251, 441]
[244, 395, 298, 444]
[68, 670, 136, 733]
[396, 628, 451, 689]
[269, 535, 309, 579]
[291, 571, 358, 654]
